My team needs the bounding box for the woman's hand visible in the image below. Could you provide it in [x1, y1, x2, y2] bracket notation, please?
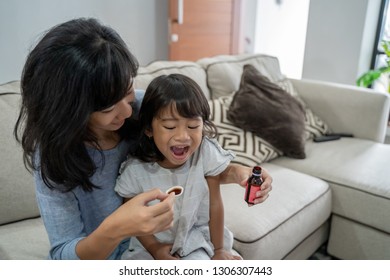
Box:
[220, 164, 273, 205]
[76, 189, 175, 259]
[110, 188, 176, 239]
[240, 167, 272, 205]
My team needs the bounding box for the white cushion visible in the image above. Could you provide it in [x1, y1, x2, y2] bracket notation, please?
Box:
[271, 138, 390, 233]
[135, 61, 210, 99]
[0, 89, 40, 225]
[197, 53, 284, 100]
[328, 215, 390, 259]
[0, 218, 49, 259]
[222, 163, 331, 259]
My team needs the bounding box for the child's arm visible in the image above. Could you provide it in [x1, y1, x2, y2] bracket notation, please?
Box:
[137, 235, 178, 260]
[206, 175, 224, 251]
[206, 176, 241, 260]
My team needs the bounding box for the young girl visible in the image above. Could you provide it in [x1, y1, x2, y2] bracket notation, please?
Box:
[115, 74, 243, 260]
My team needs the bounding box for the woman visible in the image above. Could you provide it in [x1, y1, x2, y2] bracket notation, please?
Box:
[14, 17, 272, 260]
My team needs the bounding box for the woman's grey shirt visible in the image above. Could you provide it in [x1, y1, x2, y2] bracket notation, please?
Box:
[34, 89, 144, 260]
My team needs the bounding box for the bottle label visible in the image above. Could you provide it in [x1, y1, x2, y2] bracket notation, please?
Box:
[245, 183, 262, 205]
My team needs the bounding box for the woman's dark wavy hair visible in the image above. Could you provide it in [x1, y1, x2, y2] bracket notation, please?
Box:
[134, 73, 217, 162]
[14, 18, 139, 192]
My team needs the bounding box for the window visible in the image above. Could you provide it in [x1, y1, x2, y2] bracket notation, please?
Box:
[371, 0, 389, 71]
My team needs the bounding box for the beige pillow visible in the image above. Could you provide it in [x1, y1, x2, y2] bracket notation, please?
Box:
[198, 53, 283, 100]
[135, 61, 210, 99]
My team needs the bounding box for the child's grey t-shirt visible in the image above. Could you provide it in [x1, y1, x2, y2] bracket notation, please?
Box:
[115, 137, 235, 258]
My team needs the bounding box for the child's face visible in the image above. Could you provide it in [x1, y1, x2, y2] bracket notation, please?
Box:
[148, 105, 203, 169]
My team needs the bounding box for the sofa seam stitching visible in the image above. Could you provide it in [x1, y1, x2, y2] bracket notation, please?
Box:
[325, 178, 389, 200]
[331, 213, 389, 235]
[137, 64, 202, 76]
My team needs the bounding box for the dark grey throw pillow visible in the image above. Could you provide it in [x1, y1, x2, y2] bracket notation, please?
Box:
[227, 64, 306, 159]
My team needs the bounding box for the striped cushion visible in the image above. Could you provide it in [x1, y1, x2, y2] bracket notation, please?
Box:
[209, 96, 280, 166]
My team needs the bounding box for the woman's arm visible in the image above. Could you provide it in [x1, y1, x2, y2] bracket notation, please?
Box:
[218, 163, 272, 204]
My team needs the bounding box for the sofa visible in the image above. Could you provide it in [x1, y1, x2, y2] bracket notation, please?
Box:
[1, 53, 389, 260]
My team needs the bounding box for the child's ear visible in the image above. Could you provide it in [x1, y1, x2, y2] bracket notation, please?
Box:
[144, 129, 153, 138]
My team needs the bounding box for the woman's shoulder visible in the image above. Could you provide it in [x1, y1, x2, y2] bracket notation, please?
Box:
[118, 138, 135, 154]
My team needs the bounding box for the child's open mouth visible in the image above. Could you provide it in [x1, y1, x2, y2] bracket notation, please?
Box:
[170, 146, 189, 157]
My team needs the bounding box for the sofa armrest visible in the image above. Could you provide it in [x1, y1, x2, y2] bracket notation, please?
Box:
[290, 79, 390, 143]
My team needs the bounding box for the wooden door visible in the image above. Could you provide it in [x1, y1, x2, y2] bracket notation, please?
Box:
[169, 0, 241, 61]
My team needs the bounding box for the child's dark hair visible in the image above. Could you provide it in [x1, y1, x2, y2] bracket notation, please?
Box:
[135, 73, 217, 162]
[14, 18, 139, 192]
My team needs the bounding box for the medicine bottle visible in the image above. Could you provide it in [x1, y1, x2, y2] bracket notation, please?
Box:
[245, 166, 263, 205]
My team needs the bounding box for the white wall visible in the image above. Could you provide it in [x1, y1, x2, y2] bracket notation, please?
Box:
[253, 0, 310, 79]
[251, 0, 381, 85]
[0, 0, 382, 86]
[239, 0, 258, 54]
[303, 0, 381, 85]
[0, 0, 169, 84]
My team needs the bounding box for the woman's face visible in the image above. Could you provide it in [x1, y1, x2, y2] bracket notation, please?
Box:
[88, 88, 135, 138]
[147, 103, 203, 169]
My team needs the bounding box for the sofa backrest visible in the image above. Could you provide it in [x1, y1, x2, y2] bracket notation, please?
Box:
[135, 60, 210, 100]
[197, 53, 285, 99]
[0, 61, 210, 226]
[0, 81, 40, 225]
[0, 54, 286, 226]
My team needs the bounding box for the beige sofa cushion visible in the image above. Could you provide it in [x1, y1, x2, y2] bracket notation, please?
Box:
[221, 163, 331, 259]
[198, 53, 284, 100]
[0, 82, 40, 225]
[135, 61, 210, 99]
[328, 215, 390, 259]
[0, 218, 49, 259]
[271, 138, 390, 234]
[272, 137, 390, 259]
